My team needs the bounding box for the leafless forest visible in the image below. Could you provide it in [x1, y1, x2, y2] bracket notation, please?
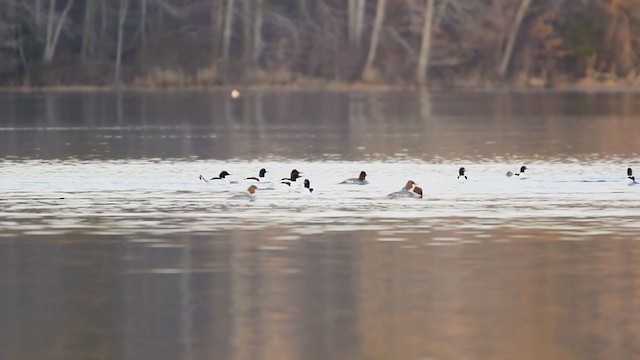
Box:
[0, 0, 638, 88]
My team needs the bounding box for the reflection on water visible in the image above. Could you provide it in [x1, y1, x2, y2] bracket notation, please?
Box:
[1, 91, 640, 360]
[1, 91, 639, 160]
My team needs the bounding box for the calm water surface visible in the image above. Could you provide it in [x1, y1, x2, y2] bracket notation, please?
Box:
[1, 91, 639, 360]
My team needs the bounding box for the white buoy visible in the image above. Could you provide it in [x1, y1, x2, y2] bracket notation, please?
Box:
[230, 89, 241, 99]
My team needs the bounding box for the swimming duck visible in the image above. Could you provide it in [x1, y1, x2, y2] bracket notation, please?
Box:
[340, 171, 368, 185]
[506, 166, 528, 178]
[246, 168, 268, 181]
[301, 179, 314, 194]
[628, 168, 637, 186]
[199, 171, 235, 184]
[281, 169, 303, 186]
[244, 168, 275, 189]
[387, 180, 422, 199]
[228, 185, 257, 201]
[457, 167, 467, 183]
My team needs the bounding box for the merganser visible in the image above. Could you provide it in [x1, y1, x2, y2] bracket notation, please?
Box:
[628, 167, 637, 186]
[302, 179, 314, 194]
[242, 168, 274, 189]
[506, 166, 528, 178]
[246, 168, 268, 181]
[339, 171, 368, 185]
[457, 167, 467, 182]
[211, 171, 231, 180]
[229, 185, 257, 201]
[387, 180, 422, 199]
[281, 169, 303, 186]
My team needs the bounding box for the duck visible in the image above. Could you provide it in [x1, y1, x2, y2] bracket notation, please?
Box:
[199, 171, 237, 185]
[628, 167, 637, 186]
[244, 168, 275, 189]
[300, 179, 314, 194]
[339, 171, 368, 185]
[246, 168, 268, 181]
[281, 169, 303, 186]
[228, 185, 257, 201]
[457, 167, 467, 183]
[506, 166, 528, 178]
[387, 180, 422, 199]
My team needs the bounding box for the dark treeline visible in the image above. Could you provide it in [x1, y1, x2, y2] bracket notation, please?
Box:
[0, 0, 638, 88]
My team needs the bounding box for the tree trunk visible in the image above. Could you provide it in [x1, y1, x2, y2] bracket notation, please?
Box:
[99, 0, 107, 56]
[416, 0, 435, 86]
[348, 0, 366, 47]
[34, 0, 43, 32]
[362, 0, 386, 79]
[43, 0, 75, 63]
[81, 0, 95, 62]
[222, 0, 236, 62]
[253, 0, 264, 66]
[242, 0, 253, 62]
[114, 0, 129, 85]
[498, 0, 532, 78]
[140, 0, 147, 48]
[211, 0, 224, 63]
[44, 0, 55, 61]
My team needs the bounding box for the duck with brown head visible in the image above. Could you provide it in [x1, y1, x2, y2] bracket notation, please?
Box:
[228, 185, 258, 201]
[340, 171, 368, 185]
[387, 180, 422, 199]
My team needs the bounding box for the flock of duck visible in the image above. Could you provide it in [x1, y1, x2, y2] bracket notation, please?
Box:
[199, 166, 637, 201]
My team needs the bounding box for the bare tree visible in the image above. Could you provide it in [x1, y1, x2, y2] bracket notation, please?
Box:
[348, 0, 366, 47]
[253, 0, 264, 66]
[417, 0, 435, 86]
[211, 0, 224, 62]
[81, 0, 96, 62]
[222, 0, 236, 63]
[498, 0, 532, 78]
[114, 0, 129, 84]
[362, 0, 386, 79]
[140, 0, 147, 48]
[43, 0, 76, 63]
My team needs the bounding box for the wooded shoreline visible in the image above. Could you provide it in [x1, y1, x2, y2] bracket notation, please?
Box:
[1, 1, 639, 90]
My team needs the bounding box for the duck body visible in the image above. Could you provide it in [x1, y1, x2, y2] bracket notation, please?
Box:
[340, 171, 369, 185]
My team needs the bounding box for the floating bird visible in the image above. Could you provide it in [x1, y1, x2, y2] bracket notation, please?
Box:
[228, 185, 257, 201]
[302, 179, 314, 194]
[340, 171, 368, 185]
[458, 167, 467, 183]
[628, 167, 637, 186]
[506, 166, 528, 178]
[281, 169, 303, 186]
[387, 180, 422, 199]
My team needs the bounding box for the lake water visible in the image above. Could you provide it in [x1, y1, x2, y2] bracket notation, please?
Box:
[1, 90, 639, 360]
